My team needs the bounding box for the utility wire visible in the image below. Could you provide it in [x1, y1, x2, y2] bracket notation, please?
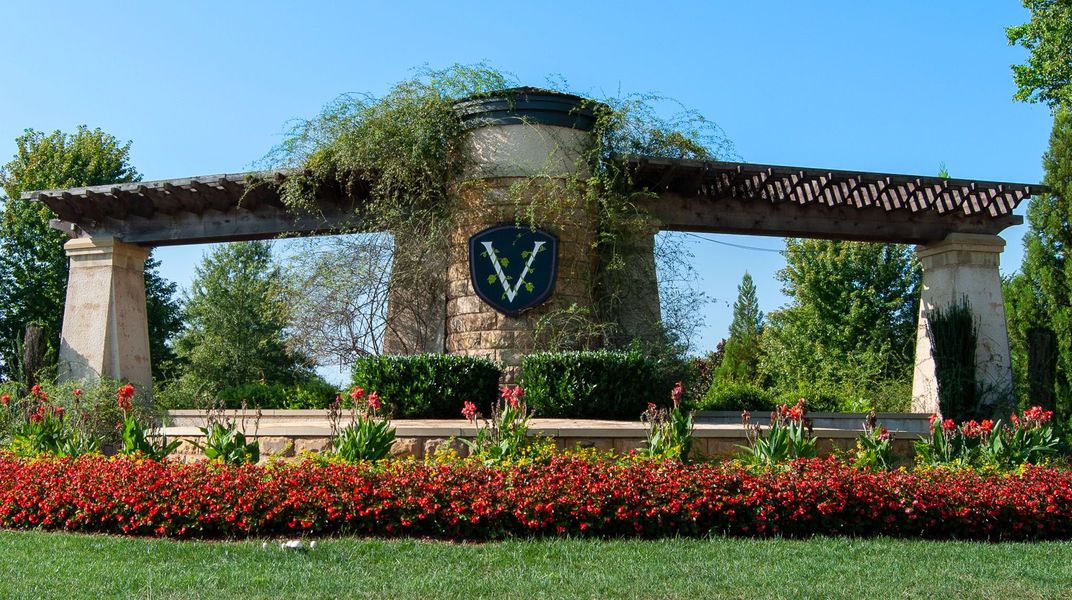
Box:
[682, 232, 784, 254]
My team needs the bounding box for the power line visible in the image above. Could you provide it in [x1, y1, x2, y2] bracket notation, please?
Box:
[682, 232, 783, 254]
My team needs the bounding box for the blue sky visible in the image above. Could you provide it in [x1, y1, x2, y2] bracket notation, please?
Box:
[0, 1, 1055, 374]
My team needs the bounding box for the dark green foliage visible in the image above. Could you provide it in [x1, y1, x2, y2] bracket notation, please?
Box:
[926, 301, 978, 422]
[1006, 0, 1072, 110]
[713, 273, 763, 384]
[699, 381, 776, 412]
[197, 422, 259, 465]
[351, 354, 501, 418]
[1009, 108, 1072, 418]
[0, 127, 179, 381]
[215, 379, 338, 409]
[520, 350, 676, 419]
[772, 384, 847, 414]
[144, 253, 183, 380]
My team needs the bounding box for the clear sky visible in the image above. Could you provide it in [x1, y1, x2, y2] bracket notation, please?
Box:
[0, 0, 1055, 379]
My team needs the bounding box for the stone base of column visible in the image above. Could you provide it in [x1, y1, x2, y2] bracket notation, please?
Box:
[911, 233, 1013, 416]
[58, 237, 152, 391]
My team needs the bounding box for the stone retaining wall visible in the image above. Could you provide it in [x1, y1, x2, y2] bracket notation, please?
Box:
[164, 411, 920, 463]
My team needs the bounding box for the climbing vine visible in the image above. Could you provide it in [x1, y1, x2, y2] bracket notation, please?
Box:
[266, 63, 734, 360]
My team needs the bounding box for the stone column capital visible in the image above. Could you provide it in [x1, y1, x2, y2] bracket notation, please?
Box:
[915, 233, 1005, 269]
[64, 236, 150, 270]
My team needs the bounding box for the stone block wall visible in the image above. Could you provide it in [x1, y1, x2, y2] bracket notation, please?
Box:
[445, 179, 599, 380]
[167, 431, 917, 463]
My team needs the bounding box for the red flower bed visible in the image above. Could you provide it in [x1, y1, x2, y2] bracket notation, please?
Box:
[1, 454, 1070, 540]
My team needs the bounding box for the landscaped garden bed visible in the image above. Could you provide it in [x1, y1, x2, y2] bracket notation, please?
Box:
[2, 454, 1071, 541]
[0, 381, 1067, 543]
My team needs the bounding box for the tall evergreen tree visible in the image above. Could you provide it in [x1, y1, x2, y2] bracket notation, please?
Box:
[713, 272, 764, 384]
[1005, 0, 1072, 414]
[1011, 108, 1072, 414]
[0, 127, 181, 380]
[174, 241, 311, 390]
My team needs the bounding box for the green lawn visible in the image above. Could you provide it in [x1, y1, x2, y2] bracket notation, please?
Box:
[1, 531, 1070, 599]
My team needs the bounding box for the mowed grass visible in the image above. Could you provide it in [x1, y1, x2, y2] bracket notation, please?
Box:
[1, 531, 1071, 599]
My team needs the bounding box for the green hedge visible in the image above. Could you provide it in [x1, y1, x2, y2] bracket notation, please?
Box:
[520, 350, 677, 419]
[351, 354, 502, 419]
[216, 379, 338, 409]
[699, 381, 777, 412]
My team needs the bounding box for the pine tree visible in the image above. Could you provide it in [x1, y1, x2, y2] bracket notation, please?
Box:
[713, 272, 764, 384]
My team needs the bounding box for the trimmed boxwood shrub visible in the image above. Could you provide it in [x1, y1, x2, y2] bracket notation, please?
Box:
[351, 354, 502, 418]
[520, 350, 676, 419]
[699, 381, 777, 412]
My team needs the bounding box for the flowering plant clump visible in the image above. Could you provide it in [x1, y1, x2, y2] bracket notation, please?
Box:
[915, 406, 1060, 469]
[196, 405, 261, 466]
[461, 386, 535, 465]
[2, 454, 1072, 541]
[7, 386, 99, 457]
[117, 384, 181, 461]
[639, 381, 695, 461]
[852, 411, 893, 471]
[738, 398, 817, 467]
[331, 387, 396, 463]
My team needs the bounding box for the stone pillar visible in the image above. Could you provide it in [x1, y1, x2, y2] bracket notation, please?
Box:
[382, 237, 447, 354]
[911, 233, 1013, 416]
[445, 94, 599, 380]
[58, 236, 152, 390]
[605, 224, 663, 347]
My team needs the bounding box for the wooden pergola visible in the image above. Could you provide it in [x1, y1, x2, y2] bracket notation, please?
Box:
[25, 88, 1044, 416]
[28, 159, 1036, 246]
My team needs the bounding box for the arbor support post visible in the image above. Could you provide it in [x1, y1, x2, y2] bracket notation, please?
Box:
[911, 233, 1013, 416]
[58, 236, 152, 390]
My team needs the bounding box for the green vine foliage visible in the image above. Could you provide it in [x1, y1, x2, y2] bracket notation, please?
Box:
[266, 63, 734, 357]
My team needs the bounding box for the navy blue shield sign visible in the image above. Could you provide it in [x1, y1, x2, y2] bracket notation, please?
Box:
[469, 225, 558, 316]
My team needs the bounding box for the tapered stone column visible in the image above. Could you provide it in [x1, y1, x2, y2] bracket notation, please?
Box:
[58, 236, 152, 390]
[911, 233, 1013, 416]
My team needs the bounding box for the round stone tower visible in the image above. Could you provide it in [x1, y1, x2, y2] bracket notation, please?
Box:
[445, 88, 600, 378]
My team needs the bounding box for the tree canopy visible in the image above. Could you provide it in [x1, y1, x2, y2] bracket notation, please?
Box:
[0, 127, 180, 381]
[1007, 0, 1072, 110]
[174, 241, 312, 390]
[759, 240, 920, 410]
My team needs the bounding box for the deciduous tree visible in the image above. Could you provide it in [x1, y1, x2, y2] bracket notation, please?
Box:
[759, 240, 920, 410]
[1007, 0, 1072, 111]
[0, 127, 180, 381]
[174, 241, 311, 390]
